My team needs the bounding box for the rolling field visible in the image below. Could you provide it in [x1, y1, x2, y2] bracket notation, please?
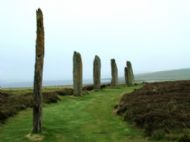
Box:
[135, 68, 190, 82]
[0, 85, 151, 142]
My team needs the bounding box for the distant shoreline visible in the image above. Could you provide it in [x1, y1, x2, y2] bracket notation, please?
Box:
[0, 79, 111, 89]
[1, 68, 190, 88]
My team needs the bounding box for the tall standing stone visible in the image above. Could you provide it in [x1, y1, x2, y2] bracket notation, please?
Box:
[124, 67, 128, 84]
[73, 51, 83, 96]
[33, 9, 45, 133]
[93, 55, 101, 89]
[111, 59, 118, 86]
[126, 61, 135, 86]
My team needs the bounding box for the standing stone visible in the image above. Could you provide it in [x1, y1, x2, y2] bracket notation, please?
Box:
[126, 61, 135, 86]
[33, 9, 45, 133]
[111, 59, 118, 86]
[124, 67, 128, 84]
[73, 51, 83, 96]
[93, 55, 101, 89]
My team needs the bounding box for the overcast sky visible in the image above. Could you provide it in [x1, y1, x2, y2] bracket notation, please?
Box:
[0, 0, 190, 82]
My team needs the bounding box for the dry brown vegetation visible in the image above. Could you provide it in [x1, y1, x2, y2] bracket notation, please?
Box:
[116, 80, 190, 141]
[0, 87, 75, 123]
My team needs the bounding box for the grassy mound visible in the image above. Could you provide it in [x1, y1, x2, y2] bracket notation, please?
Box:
[116, 80, 190, 140]
[0, 83, 110, 124]
[0, 90, 60, 123]
[0, 86, 76, 123]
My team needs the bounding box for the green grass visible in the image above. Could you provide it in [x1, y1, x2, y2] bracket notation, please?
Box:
[0, 85, 150, 142]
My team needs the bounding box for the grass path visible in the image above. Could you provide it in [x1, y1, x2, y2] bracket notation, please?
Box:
[0, 85, 149, 142]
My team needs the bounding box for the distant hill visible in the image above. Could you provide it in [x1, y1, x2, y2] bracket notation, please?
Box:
[1, 68, 189, 88]
[135, 68, 190, 82]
